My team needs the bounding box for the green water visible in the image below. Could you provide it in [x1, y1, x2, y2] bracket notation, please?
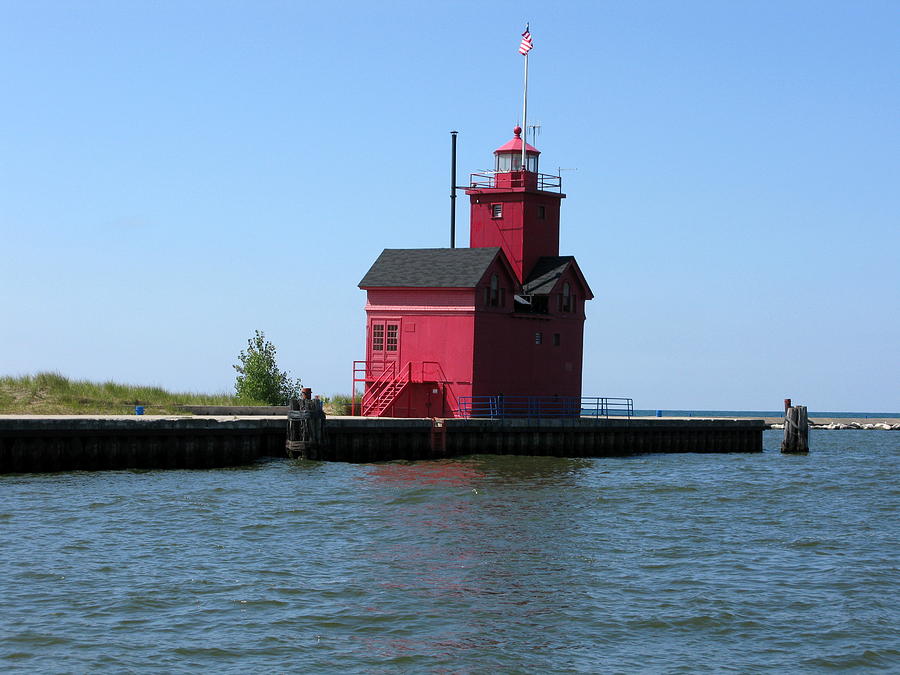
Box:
[1, 430, 898, 672]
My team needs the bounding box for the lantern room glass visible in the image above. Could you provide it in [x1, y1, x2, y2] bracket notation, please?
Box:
[495, 151, 538, 173]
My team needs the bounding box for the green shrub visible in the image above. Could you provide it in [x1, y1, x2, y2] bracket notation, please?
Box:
[233, 330, 302, 405]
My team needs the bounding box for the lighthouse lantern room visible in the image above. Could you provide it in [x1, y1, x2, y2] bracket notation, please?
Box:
[494, 126, 539, 172]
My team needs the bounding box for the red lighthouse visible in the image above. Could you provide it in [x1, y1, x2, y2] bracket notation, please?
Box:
[355, 127, 593, 417]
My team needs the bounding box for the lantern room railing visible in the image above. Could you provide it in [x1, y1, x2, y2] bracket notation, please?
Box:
[469, 171, 562, 192]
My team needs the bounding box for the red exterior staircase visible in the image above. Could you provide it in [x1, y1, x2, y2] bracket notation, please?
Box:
[358, 362, 409, 417]
[352, 361, 457, 417]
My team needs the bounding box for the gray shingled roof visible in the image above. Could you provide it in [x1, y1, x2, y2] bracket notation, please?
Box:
[359, 247, 502, 288]
[522, 256, 576, 295]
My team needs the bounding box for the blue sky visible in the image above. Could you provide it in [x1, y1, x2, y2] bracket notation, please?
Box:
[1, 1, 897, 411]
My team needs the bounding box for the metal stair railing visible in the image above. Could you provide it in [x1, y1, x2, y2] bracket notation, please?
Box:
[360, 362, 396, 416]
[353, 360, 458, 417]
[362, 361, 412, 417]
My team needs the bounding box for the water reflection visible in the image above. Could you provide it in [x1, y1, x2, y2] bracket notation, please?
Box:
[364, 454, 594, 485]
[363, 460, 484, 488]
[348, 456, 596, 665]
[467, 454, 595, 483]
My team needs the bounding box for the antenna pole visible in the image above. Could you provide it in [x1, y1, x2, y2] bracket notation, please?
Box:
[450, 131, 458, 248]
[521, 52, 528, 171]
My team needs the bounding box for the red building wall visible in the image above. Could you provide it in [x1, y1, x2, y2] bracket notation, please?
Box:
[471, 266, 587, 399]
[469, 191, 563, 283]
[472, 316, 585, 398]
[364, 287, 477, 417]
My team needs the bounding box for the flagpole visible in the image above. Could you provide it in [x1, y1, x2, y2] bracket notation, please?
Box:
[521, 51, 528, 171]
[518, 23, 533, 171]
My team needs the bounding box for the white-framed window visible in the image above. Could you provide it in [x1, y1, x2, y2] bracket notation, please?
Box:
[371, 323, 385, 351]
[491, 203, 503, 219]
[386, 324, 399, 351]
[535, 332, 543, 345]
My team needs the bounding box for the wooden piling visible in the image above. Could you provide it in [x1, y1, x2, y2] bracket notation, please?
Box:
[781, 405, 809, 453]
[285, 394, 327, 460]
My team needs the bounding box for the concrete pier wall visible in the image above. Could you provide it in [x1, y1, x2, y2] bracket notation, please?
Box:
[0, 416, 765, 473]
[0, 417, 285, 473]
[444, 418, 763, 458]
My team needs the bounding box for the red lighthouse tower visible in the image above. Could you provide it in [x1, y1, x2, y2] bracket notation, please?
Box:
[468, 125, 563, 284]
[355, 126, 593, 417]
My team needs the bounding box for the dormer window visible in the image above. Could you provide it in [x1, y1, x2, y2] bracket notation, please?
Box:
[483, 273, 507, 308]
[491, 204, 503, 219]
[560, 282, 573, 313]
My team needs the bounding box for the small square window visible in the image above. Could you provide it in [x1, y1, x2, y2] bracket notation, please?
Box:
[491, 204, 503, 218]
[553, 333, 561, 346]
[538, 205, 546, 219]
[535, 332, 543, 345]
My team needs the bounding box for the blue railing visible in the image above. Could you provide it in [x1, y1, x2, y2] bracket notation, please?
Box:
[456, 396, 633, 419]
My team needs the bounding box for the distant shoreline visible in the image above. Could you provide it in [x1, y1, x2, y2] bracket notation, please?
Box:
[633, 415, 898, 429]
[636, 410, 900, 420]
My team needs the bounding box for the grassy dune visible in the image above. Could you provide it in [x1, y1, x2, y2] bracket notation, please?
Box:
[0, 372, 254, 415]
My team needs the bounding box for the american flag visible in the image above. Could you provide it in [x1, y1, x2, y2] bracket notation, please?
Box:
[519, 25, 533, 55]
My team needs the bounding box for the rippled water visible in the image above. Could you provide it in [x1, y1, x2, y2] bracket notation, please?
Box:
[1, 430, 898, 672]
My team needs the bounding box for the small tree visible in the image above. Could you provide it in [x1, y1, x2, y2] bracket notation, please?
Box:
[233, 330, 302, 405]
